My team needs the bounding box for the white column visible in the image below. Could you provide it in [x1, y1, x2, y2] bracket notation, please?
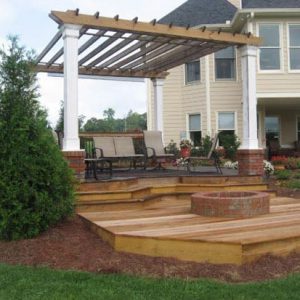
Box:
[240, 45, 259, 149]
[205, 56, 211, 135]
[152, 78, 165, 132]
[62, 24, 82, 151]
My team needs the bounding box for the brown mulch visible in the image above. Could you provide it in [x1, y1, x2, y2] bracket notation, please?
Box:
[1, 216, 300, 283]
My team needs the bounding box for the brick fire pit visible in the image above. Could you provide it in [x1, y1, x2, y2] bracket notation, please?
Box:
[191, 191, 270, 218]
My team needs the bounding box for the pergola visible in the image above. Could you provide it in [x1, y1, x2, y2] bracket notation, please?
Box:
[36, 9, 261, 176]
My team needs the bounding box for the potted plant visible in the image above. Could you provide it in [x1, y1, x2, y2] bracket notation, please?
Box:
[180, 139, 192, 157]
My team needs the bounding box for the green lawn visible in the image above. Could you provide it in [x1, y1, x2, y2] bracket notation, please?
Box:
[0, 264, 299, 300]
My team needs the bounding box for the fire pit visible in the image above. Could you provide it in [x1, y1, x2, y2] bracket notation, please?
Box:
[191, 191, 270, 218]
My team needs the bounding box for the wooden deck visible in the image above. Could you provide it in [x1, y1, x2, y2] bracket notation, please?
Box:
[79, 195, 300, 265]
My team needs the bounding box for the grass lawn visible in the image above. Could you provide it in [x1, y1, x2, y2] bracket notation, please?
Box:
[0, 264, 300, 300]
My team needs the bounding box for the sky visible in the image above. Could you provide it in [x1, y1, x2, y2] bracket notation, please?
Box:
[0, 0, 185, 126]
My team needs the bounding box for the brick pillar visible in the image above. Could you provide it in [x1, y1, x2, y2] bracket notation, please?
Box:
[62, 150, 86, 181]
[237, 149, 264, 176]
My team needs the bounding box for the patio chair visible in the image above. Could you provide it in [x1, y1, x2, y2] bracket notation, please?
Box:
[114, 136, 145, 168]
[143, 130, 174, 169]
[84, 139, 112, 180]
[187, 133, 222, 174]
[93, 137, 118, 159]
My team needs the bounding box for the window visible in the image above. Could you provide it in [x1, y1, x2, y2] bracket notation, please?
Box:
[289, 25, 300, 70]
[215, 46, 236, 79]
[189, 114, 201, 146]
[258, 24, 281, 70]
[185, 61, 200, 84]
[265, 116, 280, 144]
[218, 112, 235, 146]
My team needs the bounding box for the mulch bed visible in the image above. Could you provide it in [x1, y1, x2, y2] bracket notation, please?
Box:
[1, 215, 300, 283]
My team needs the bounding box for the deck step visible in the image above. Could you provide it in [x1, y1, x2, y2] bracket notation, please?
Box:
[77, 183, 269, 203]
[78, 196, 300, 265]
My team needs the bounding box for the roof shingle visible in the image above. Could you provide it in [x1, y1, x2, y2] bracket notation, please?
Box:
[159, 0, 237, 27]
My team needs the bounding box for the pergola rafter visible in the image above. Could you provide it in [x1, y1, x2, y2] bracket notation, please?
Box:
[36, 9, 261, 79]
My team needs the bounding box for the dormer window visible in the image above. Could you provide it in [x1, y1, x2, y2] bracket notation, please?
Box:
[258, 24, 281, 71]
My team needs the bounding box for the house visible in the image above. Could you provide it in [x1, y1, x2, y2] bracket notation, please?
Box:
[147, 0, 300, 153]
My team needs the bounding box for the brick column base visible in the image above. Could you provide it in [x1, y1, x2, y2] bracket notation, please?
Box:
[62, 150, 86, 181]
[237, 149, 264, 176]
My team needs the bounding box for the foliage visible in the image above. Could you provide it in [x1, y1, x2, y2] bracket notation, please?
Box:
[285, 157, 300, 170]
[275, 169, 292, 180]
[294, 172, 300, 179]
[263, 160, 275, 177]
[55, 100, 85, 132]
[224, 160, 239, 169]
[165, 140, 180, 157]
[179, 139, 192, 148]
[2, 264, 300, 300]
[218, 132, 241, 161]
[201, 135, 213, 156]
[0, 37, 75, 240]
[83, 108, 147, 132]
[285, 179, 300, 190]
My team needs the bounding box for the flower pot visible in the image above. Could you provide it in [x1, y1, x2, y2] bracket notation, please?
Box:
[180, 147, 191, 158]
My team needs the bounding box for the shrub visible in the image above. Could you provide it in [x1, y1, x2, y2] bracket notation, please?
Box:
[294, 172, 300, 179]
[0, 37, 75, 240]
[218, 133, 241, 161]
[285, 180, 300, 190]
[201, 135, 213, 156]
[165, 140, 180, 157]
[284, 157, 299, 170]
[275, 169, 292, 180]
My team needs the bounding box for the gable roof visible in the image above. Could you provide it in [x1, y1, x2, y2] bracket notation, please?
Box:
[243, 0, 300, 8]
[158, 0, 237, 27]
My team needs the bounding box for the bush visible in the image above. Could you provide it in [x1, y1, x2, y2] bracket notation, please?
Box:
[285, 180, 300, 190]
[275, 169, 292, 180]
[201, 135, 213, 156]
[0, 37, 75, 240]
[218, 133, 241, 161]
[165, 140, 180, 157]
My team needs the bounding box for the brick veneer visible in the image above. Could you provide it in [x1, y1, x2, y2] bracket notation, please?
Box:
[62, 150, 86, 181]
[237, 149, 264, 176]
[191, 191, 270, 218]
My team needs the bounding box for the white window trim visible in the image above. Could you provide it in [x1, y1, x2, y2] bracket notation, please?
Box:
[287, 23, 300, 73]
[212, 47, 238, 82]
[265, 115, 282, 145]
[186, 113, 202, 140]
[184, 60, 202, 86]
[257, 22, 284, 74]
[216, 111, 238, 135]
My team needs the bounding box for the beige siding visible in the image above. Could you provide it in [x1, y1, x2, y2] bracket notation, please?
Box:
[253, 18, 300, 94]
[209, 50, 243, 138]
[147, 16, 300, 148]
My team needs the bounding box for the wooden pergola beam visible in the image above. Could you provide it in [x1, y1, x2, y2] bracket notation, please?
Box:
[50, 10, 261, 46]
[35, 64, 168, 79]
[86, 33, 140, 67]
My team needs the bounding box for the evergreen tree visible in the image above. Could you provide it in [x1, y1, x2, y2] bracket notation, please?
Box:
[0, 37, 75, 240]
